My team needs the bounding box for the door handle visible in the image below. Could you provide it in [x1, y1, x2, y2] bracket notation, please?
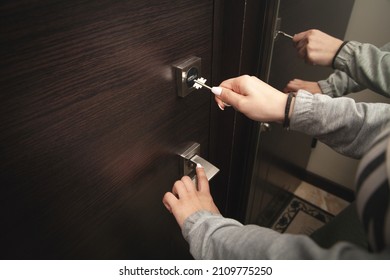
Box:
[260, 122, 271, 132]
[178, 142, 219, 181]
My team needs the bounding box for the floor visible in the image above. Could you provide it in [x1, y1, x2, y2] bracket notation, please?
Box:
[270, 181, 350, 235]
[293, 181, 349, 216]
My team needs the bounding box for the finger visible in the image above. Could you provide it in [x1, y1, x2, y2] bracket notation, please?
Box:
[214, 87, 245, 109]
[283, 85, 292, 93]
[295, 40, 306, 53]
[223, 102, 231, 107]
[286, 81, 299, 92]
[214, 98, 232, 108]
[296, 45, 307, 60]
[220, 75, 253, 93]
[181, 175, 196, 193]
[214, 96, 225, 110]
[162, 192, 178, 213]
[219, 77, 236, 90]
[172, 180, 188, 198]
[196, 164, 210, 193]
[283, 80, 293, 92]
[292, 30, 308, 43]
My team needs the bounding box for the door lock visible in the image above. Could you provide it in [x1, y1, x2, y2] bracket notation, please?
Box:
[178, 142, 219, 181]
[173, 57, 202, 97]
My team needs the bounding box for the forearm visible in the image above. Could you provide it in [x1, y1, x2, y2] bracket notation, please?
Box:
[290, 90, 390, 158]
[318, 70, 364, 97]
[319, 42, 390, 97]
[183, 211, 283, 259]
[182, 211, 381, 259]
[334, 41, 390, 96]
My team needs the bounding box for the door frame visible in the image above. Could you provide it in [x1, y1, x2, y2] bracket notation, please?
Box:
[209, 0, 274, 221]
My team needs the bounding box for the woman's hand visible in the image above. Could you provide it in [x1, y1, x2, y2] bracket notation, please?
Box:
[293, 29, 343, 66]
[162, 166, 220, 229]
[284, 79, 322, 94]
[213, 75, 289, 123]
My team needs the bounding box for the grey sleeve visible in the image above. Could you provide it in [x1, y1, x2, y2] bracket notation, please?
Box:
[182, 211, 385, 259]
[290, 90, 390, 159]
[317, 70, 363, 97]
[332, 41, 390, 97]
[318, 42, 390, 97]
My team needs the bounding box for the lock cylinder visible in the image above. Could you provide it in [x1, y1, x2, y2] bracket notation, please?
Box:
[173, 57, 202, 97]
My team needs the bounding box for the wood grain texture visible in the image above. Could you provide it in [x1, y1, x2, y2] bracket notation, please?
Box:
[0, 0, 213, 259]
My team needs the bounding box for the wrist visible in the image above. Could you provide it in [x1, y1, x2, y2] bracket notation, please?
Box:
[283, 93, 295, 129]
[331, 41, 349, 69]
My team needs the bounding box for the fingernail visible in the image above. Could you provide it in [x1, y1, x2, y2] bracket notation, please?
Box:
[211, 86, 222, 96]
[223, 102, 231, 107]
[217, 104, 224, 111]
[196, 163, 203, 168]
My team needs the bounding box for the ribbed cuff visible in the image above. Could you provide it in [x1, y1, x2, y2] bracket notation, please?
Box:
[289, 90, 314, 132]
[318, 80, 335, 97]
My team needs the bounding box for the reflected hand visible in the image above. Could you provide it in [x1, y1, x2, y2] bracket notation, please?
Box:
[284, 79, 322, 94]
[163, 166, 220, 229]
[293, 29, 343, 66]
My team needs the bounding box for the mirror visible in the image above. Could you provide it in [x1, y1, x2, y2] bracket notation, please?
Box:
[246, 0, 390, 228]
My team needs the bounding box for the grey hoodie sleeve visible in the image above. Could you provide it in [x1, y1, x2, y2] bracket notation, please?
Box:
[317, 70, 362, 97]
[181, 94, 390, 260]
[317, 42, 390, 97]
[182, 211, 387, 259]
[290, 90, 390, 159]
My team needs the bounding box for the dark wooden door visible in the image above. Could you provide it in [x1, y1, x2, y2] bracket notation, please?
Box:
[0, 0, 214, 259]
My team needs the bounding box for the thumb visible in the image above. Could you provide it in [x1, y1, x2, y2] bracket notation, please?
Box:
[212, 86, 243, 109]
[292, 30, 307, 43]
[195, 164, 210, 193]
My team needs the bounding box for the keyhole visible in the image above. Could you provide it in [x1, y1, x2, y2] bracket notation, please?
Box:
[186, 67, 199, 88]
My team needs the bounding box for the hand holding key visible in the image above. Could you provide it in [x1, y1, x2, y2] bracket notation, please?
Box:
[293, 29, 343, 66]
[193, 77, 231, 110]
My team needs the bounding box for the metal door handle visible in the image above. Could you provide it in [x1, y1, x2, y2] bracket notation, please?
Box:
[260, 122, 271, 132]
[178, 142, 219, 181]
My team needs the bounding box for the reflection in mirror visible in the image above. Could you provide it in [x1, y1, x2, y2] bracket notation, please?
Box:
[247, 0, 355, 228]
[245, 0, 390, 233]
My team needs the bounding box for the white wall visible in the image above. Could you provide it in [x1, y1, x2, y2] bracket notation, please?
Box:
[306, 0, 390, 189]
